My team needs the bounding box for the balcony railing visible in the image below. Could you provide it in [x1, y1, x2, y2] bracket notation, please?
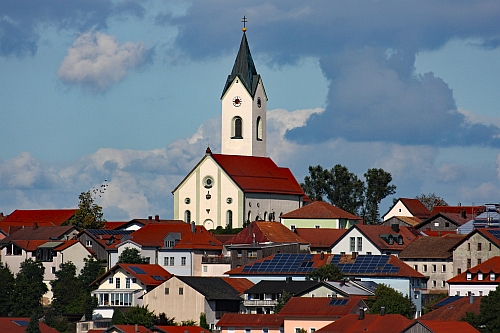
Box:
[243, 300, 277, 307]
[201, 256, 232, 264]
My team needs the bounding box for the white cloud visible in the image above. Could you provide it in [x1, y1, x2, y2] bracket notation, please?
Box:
[57, 30, 150, 93]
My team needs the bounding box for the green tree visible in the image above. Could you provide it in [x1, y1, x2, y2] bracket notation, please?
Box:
[301, 165, 331, 202]
[124, 305, 155, 327]
[79, 256, 104, 291]
[363, 168, 397, 224]
[306, 264, 344, 281]
[44, 307, 72, 333]
[181, 320, 197, 326]
[83, 295, 98, 322]
[416, 193, 448, 211]
[69, 190, 106, 229]
[274, 290, 292, 313]
[26, 312, 41, 333]
[327, 164, 365, 215]
[51, 262, 84, 314]
[366, 284, 414, 319]
[12, 259, 48, 317]
[0, 262, 15, 316]
[118, 248, 149, 264]
[111, 308, 126, 325]
[199, 313, 210, 330]
[463, 285, 500, 332]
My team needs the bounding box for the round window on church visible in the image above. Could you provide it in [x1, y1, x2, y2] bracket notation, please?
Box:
[227, 198, 233, 204]
[203, 176, 214, 189]
[185, 198, 190, 204]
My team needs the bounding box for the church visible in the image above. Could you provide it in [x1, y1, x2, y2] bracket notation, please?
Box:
[172, 26, 306, 229]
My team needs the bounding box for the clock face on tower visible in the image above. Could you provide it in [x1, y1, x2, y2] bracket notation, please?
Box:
[232, 96, 242, 107]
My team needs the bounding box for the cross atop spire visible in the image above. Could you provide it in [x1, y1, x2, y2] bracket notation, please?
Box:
[241, 15, 248, 32]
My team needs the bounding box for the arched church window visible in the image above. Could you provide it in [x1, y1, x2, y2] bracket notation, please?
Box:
[184, 210, 191, 223]
[227, 210, 233, 228]
[232, 117, 243, 139]
[257, 116, 263, 141]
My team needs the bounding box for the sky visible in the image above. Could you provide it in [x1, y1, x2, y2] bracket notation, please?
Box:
[1, 0, 500, 221]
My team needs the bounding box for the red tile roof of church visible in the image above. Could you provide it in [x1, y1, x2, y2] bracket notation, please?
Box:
[211, 154, 305, 196]
[2, 209, 77, 225]
[281, 201, 361, 220]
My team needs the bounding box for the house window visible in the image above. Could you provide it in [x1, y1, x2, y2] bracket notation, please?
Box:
[165, 287, 169, 295]
[310, 329, 316, 333]
[315, 225, 320, 229]
[166, 240, 175, 248]
[132, 278, 137, 283]
[295, 328, 302, 333]
[442, 265, 446, 272]
[479, 291, 483, 296]
[490, 273, 496, 281]
[227, 210, 233, 228]
[109, 277, 113, 284]
[466, 273, 472, 280]
[445, 222, 450, 227]
[126, 278, 131, 289]
[478, 272, 484, 280]
[441, 280, 446, 288]
[434, 222, 439, 227]
[164, 257, 169, 266]
[245, 329, 251, 333]
[257, 117, 263, 141]
[144, 257, 150, 264]
[184, 210, 191, 223]
[467, 259, 471, 268]
[423, 265, 427, 272]
[478, 259, 482, 265]
[233, 117, 243, 139]
[86, 240, 92, 247]
[432, 265, 436, 273]
[51, 267, 56, 274]
[179, 287, 183, 295]
[262, 328, 268, 333]
[432, 280, 436, 288]
[248, 251, 257, 258]
[357, 237, 362, 252]
[458, 268, 462, 275]
[489, 243, 492, 251]
[203, 265, 208, 273]
[467, 243, 471, 251]
[116, 278, 121, 289]
[478, 243, 482, 251]
[456, 291, 460, 296]
[350, 237, 355, 252]
[170, 257, 175, 266]
[414, 265, 418, 271]
[181, 257, 186, 266]
[237, 251, 242, 258]
[290, 225, 296, 230]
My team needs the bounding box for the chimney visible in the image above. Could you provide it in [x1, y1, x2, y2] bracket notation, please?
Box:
[391, 224, 399, 233]
[32, 222, 38, 230]
[380, 306, 386, 316]
[191, 221, 196, 234]
[359, 308, 365, 320]
[148, 215, 152, 221]
[155, 215, 160, 221]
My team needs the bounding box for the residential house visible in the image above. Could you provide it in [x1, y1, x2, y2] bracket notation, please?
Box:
[294, 228, 347, 254]
[0, 209, 77, 235]
[77, 229, 133, 264]
[449, 228, 500, 276]
[400, 320, 479, 333]
[225, 221, 307, 268]
[382, 198, 431, 222]
[380, 216, 422, 228]
[330, 224, 420, 257]
[279, 297, 368, 333]
[399, 234, 465, 294]
[280, 200, 361, 230]
[226, 253, 425, 316]
[216, 314, 284, 333]
[415, 212, 472, 234]
[315, 312, 412, 333]
[143, 276, 253, 330]
[110, 222, 224, 275]
[91, 263, 172, 308]
[447, 256, 500, 297]
[0, 317, 60, 333]
[418, 295, 481, 321]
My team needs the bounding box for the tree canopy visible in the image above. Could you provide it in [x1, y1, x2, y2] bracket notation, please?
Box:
[69, 190, 106, 229]
[416, 193, 448, 211]
[118, 248, 149, 264]
[301, 164, 396, 223]
[306, 264, 344, 282]
[0, 262, 15, 316]
[124, 305, 155, 327]
[366, 284, 415, 319]
[12, 259, 48, 317]
[273, 290, 292, 313]
[463, 285, 500, 332]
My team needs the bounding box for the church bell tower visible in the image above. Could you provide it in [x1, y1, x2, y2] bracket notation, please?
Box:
[220, 20, 267, 157]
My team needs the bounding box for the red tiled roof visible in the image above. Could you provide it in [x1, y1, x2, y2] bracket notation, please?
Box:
[110, 325, 151, 333]
[295, 228, 347, 249]
[2, 209, 77, 225]
[316, 314, 411, 333]
[420, 230, 459, 237]
[410, 320, 480, 333]
[400, 198, 431, 219]
[278, 296, 365, 317]
[211, 154, 305, 196]
[419, 297, 482, 321]
[225, 222, 307, 245]
[353, 225, 420, 252]
[222, 277, 254, 294]
[387, 216, 422, 227]
[281, 201, 361, 220]
[155, 326, 211, 333]
[448, 256, 500, 284]
[398, 234, 465, 259]
[128, 223, 222, 250]
[0, 317, 60, 333]
[92, 264, 172, 287]
[1, 225, 76, 242]
[216, 314, 284, 328]
[104, 221, 129, 229]
[431, 205, 485, 216]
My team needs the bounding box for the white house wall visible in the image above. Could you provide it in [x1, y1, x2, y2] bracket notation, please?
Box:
[449, 284, 497, 297]
[384, 201, 413, 221]
[92, 269, 146, 307]
[331, 229, 381, 255]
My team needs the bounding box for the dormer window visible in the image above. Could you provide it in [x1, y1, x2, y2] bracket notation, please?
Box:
[388, 235, 394, 245]
[490, 273, 496, 281]
[164, 232, 181, 249]
[478, 272, 483, 281]
[466, 273, 472, 281]
[397, 235, 403, 245]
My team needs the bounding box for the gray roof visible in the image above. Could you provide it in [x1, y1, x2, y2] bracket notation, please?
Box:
[177, 276, 242, 301]
[244, 280, 320, 295]
[324, 281, 376, 296]
[221, 33, 261, 98]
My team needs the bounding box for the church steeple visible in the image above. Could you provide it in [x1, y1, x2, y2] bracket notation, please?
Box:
[220, 21, 267, 157]
[221, 32, 260, 99]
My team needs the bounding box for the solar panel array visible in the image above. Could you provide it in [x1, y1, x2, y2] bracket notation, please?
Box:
[335, 255, 400, 275]
[129, 266, 146, 274]
[241, 253, 315, 273]
[87, 229, 133, 236]
[487, 229, 500, 240]
[328, 298, 348, 306]
[12, 320, 29, 327]
[433, 295, 463, 308]
[152, 275, 165, 281]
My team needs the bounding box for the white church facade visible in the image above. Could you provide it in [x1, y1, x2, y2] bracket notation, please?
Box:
[172, 29, 306, 229]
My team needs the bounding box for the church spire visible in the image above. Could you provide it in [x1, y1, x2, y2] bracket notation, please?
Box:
[221, 26, 260, 98]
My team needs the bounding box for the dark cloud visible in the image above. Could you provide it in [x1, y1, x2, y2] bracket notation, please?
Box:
[0, 0, 146, 58]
